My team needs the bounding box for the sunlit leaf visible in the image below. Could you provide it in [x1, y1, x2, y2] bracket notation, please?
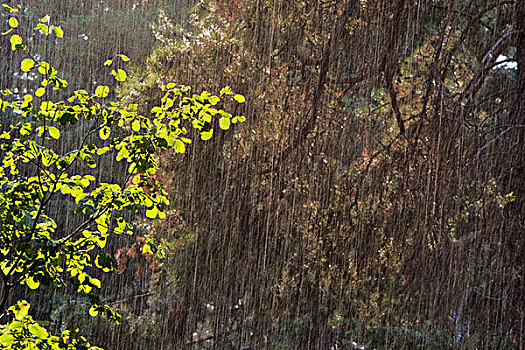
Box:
[99, 126, 110, 140]
[2, 4, 19, 12]
[26, 276, 40, 289]
[146, 206, 158, 219]
[38, 61, 51, 74]
[220, 86, 232, 95]
[13, 300, 30, 320]
[35, 87, 45, 97]
[234, 94, 245, 103]
[21, 58, 35, 72]
[209, 96, 220, 105]
[132, 119, 140, 132]
[95, 85, 110, 98]
[29, 324, 49, 338]
[219, 117, 231, 130]
[111, 69, 127, 82]
[8, 17, 18, 28]
[89, 306, 99, 317]
[9, 34, 22, 50]
[48, 126, 60, 139]
[90, 278, 101, 288]
[118, 54, 130, 62]
[201, 129, 213, 141]
[174, 139, 185, 153]
[52, 25, 63, 38]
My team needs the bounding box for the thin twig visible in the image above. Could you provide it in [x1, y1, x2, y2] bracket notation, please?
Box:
[476, 125, 525, 160]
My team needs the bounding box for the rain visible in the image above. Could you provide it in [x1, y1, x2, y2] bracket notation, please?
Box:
[1, 0, 524, 349]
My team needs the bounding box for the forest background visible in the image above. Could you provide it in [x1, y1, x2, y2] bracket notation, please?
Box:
[0, 0, 524, 349]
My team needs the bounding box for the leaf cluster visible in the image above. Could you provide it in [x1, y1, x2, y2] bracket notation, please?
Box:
[0, 5, 245, 349]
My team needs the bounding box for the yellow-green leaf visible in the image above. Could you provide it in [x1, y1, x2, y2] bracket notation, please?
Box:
[26, 276, 40, 289]
[220, 86, 232, 95]
[8, 17, 18, 28]
[111, 69, 127, 82]
[95, 85, 109, 98]
[234, 94, 245, 103]
[52, 26, 63, 38]
[174, 139, 185, 153]
[10, 34, 22, 50]
[99, 126, 110, 140]
[29, 324, 49, 338]
[89, 306, 99, 317]
[21, 58, 35, 72]
[48, 126, 60, 139]
[132, 119, 140, 132]
[219, 117, 231, 130]
[90, 278, 101, 288]
[35, 87, 45, 97]
[146, 206, 158, 219]
[14, 300, 30, 320]
[201, 129, 213, 141]
[3, 4, 19, 12]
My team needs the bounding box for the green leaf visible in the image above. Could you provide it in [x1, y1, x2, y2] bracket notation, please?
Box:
[219, 117, 231, 130]
[209, 96, 220, 105]
[201, 129, 213, 141]
[174, 139, 185, 153]
[2, 4, 19, 12]
[14, 300, 30, 320]
[0, 333, 15, 346]
[9, 34, 22, 50]
[29, 324, 49, 338]
[89, 306, 99, 317]
[112, 69, 127, 82]
[26, 276, 40, 289]
[0, 332, 15, 346]
[132, 119, 140, 132]
[220, 86, 232, 95]
[21, 58, 35, 72]
[48, 126, 60, 139]
[8, 321, 24, 331]
[146, 206, 158, 219]
[95, 85, 109, 98]
[142, 243, 152, 254]
[90, 278, 101, 288]
[52, 26, 63, 38]
[118, 54, 130, 62]
[38, 61, 52, 74]
[35, 87, 45, 97]
[234, 94, 245, 103]
[8, 17, 18, 28]
[99, 126, 110, 140]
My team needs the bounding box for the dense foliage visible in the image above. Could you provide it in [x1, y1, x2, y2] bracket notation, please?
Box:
[113, 0, 524, 348]
[0, 4, 244, 348]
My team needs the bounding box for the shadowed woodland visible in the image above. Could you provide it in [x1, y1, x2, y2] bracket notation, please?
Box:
[1, 0, 525, 348]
